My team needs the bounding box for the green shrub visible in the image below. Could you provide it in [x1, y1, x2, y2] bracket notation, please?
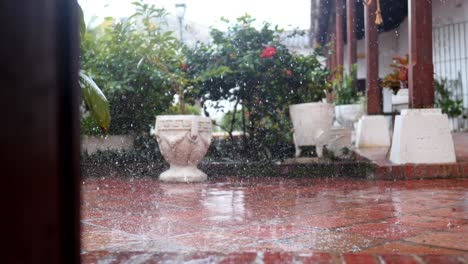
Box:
[80, 1, 190, 135]
[185, 15, 329, 158]
[333, 64, 362, 105]
[434, 79, 464, 118]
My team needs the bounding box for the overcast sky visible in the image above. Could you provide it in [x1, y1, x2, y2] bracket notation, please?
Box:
[78, 0, 311, 30]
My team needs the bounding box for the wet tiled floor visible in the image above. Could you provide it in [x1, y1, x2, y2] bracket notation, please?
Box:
[81, 177, 468, 262]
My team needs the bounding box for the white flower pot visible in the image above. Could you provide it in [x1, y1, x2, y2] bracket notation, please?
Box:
[392, 88, 409, 112]
[289, 102, 334, 157]
[155, 115, 212, 182]
[334, 104, 364, 128]
[449, 117, 459, 132]
[382, 88, 393, 113]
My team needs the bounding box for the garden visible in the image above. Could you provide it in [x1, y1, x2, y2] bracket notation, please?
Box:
[79, 1, 466, 178]
[79, 1, 348, 177]
[78, 1, 468, 262]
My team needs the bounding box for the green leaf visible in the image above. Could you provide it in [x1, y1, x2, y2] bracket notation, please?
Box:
[77, 3, 86, 38]
[79, 71, 111, 134]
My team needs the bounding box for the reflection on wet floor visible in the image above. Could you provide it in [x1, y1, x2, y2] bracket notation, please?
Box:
[81, 177, 468, 258]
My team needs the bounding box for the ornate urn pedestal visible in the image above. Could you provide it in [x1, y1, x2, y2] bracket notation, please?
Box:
[155, 115, 212, 182]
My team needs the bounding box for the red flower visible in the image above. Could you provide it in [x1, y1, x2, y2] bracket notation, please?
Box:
[285, 69, 292, 76]
[260, 46, 276, 58]
[180, 63, 187, 71]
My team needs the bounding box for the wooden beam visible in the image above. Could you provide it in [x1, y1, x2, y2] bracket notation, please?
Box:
[346, 0, 357, 69]
[409, 0, 434, 108]
[335, 0, 344, 70]
[1, 0, 80, 262]
[310, 0, 317, 46]
[330, 31, 337, 72]
[327, 6, 337, 73]
[365, 0, 381, 115]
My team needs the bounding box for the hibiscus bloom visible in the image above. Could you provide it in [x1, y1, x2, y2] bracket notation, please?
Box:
[260, 46, 276, 58]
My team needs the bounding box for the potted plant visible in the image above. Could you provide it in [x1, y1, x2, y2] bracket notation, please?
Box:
[434, 78, 464, 131]
[333, 64, 364, 128]
[288, 51, 333, 157]
[381, 55, 409, 112]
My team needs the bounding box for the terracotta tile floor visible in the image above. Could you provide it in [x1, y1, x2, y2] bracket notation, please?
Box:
[81, 177, 468, 263]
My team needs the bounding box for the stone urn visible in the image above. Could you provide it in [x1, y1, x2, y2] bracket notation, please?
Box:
[155, 115, 212, 182]
[334, 103, 364, 128]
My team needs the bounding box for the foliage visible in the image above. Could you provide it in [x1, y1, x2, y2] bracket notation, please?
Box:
[185, 15, 329, 158]
[332, 64, 362, 105]
[218, 110, 248, 133]
[80, 114, 102, 136]
[434, 79, 464, 118]
[79, 71, 111, 134]
[381, 55, 408, 94]
[80, 0, 195, 135]
[163, 104, 201, 115]
[78, 3, 111, 134]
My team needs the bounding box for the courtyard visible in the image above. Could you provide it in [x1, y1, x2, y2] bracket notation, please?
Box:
[81, 177, 468, 263]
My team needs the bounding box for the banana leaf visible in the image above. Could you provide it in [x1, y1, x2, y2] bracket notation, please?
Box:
[78, 3, 86, 38]
[79, 71, 111, 134]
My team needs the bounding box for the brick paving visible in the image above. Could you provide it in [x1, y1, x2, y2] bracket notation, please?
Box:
[81, 177, 468, 263]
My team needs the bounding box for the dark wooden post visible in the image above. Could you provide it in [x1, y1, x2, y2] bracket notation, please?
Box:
[310, 0, 317, 46]
[409, 0, 434, 108]
[346, 0, 357, 70]
[365, 0, 381, 115]
[335, 0, 344, 70]
[1, 0, 80, 263]
[330, 30, 337, 71]
[327, 8, 337, 73]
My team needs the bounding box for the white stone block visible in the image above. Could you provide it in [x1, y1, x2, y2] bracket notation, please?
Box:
[355, 115, 391, 148]
[389, 108, 456, 164]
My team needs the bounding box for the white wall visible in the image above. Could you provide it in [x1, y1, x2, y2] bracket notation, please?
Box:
[81, 135, 134, 154]
[343, 20, 406, 79]
[432, 0, 468, 111]
[433, 0, 468, 27]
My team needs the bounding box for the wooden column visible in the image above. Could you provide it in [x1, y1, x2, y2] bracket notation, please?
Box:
[327, 8, 337, 73]
[330, 31, 337, 71]
[1, 0, 80, 262]
[335, 0, 344, 70]
[310, 0, 317, 46]
[346, 0, 357, 69]
[409, 0, 434, 108]
[365, 0, 380, 115]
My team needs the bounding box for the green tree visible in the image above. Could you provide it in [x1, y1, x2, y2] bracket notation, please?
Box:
[186, 15, 329, 158]
[80, 1, 193, 135]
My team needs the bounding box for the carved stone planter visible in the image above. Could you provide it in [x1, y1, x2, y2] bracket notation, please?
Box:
[334, 103, 364, 128]
[155, 115, 212, 182]
[289, 102, 334, 157]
